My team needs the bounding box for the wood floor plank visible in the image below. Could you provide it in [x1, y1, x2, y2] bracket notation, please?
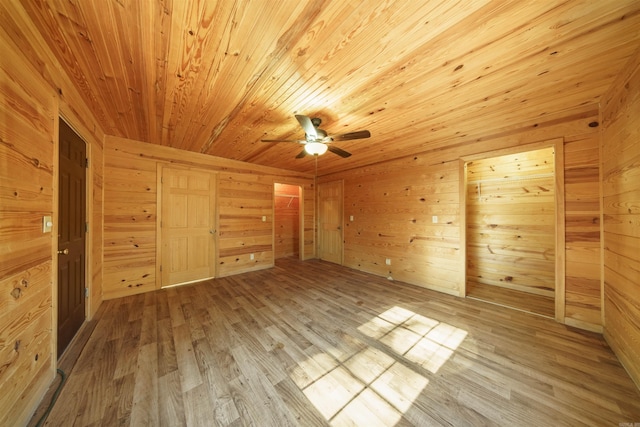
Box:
[173, 323, 204, 392]
[158, 370, 186, 426]
[130, 342, 159, 426]
[36, 257, 640, 426]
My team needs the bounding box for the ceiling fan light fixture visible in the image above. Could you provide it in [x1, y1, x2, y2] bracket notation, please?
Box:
[304, 142, 328, 156]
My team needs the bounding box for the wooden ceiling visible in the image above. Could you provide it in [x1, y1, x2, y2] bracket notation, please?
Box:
[23, 1, 640, 175]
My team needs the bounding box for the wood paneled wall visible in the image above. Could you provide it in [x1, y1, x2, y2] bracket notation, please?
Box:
[217, 171, 274, 276]
[274, 183, 300, 259]
[601, 47, 640, 388]
[103, 136, 314, 300]
[0, 53, 56, 427]
[466, 147, 556, 297]
[321, 104, 603, 330]
[339, 160, 461, 295]
[0, 2, 106, 425]
[564, 133, 602, 329]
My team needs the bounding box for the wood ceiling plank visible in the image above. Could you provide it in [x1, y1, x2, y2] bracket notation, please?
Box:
[184, 0, 329, 154]
[19, 0, 640, 175]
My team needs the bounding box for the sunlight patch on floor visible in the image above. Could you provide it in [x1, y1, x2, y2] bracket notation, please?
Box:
[360, 306, 468, 374]
[290, 306, 468, 425]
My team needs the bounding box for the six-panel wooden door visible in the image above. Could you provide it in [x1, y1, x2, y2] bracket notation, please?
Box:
[160, 167, 217, 287]
[317, 180, 343, 264]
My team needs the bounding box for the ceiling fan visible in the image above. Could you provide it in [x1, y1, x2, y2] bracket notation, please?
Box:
[261, 115, 370, 158]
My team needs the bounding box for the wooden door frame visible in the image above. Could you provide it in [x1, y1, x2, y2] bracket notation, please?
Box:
[316, 179, 344, 265]
[54, 116, 92, 358]
[155, 164, 219, 289]
[273, 181, 305, 261]
[460, 139, 565, 323]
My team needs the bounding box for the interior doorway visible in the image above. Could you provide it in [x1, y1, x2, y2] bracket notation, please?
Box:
[317, 180, 343, 265]
[57, 119, 87, 358]
[465, 146, 557, 317]
[159, 167, 217, 288]
[274, 183, 301, 259]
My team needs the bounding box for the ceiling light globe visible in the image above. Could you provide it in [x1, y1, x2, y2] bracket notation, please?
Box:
[304, 142, 328, 156]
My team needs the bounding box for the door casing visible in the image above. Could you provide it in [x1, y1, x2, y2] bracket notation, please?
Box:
[460, 139, 565, 322]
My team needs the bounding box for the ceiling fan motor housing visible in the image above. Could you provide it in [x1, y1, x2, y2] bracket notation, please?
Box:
[314, 128, 328, 140]
[261, 114, 369, 158]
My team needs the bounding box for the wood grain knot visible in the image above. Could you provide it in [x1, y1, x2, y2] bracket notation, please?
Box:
[11, 288, 21, 299]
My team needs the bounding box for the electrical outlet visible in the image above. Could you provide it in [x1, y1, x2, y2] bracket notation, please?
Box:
[349, 215, 354, 221]
[432, 215, 438, 224]
[250, 253, 255, 260]
[262, 216, 267, 222]
[385, 258, 391, 266]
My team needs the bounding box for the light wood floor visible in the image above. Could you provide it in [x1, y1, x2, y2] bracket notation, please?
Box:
[35, 258, 640, 426]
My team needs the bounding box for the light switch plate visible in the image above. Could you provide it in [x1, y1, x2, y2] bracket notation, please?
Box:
[42, 215, 53, 233]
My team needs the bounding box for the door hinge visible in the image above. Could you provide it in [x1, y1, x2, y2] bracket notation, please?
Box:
[84, 288, 89, 298]
[85, 158, 89, 168]
[159, 265, 162, 272]
[85, 222, 89, 232]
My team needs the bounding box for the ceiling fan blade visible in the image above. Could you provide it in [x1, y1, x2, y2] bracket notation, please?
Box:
[295, 149, 307, 159]
[333, 130, 371, 141]
[261, 138, 304, 143]
[327, 145, 351, 158]
[295, 114, 317, 139]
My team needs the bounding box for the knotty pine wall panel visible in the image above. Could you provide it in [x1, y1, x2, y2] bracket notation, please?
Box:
[103, 147, 158, 299]
[103, 136, 313, 298]
[0, 56, 49, 427]
[302, 181, 316, 260]
[217, 172, 274, 276]
[340, 160, 462, 296]
[563, 133, 602, 330]
[274, 183, 300, 259]
[0, 2, 106, 425]
[466, 147, 556, 297]
[321, 106, 603, 323]
[601, 48, 640, 388]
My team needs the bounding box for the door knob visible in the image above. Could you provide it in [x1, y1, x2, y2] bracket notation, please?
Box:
[57, 249, 69, 255]
[209, 229, 216, 235]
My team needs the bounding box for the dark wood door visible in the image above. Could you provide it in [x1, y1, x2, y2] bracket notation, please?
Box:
[57, 119, 86, 358]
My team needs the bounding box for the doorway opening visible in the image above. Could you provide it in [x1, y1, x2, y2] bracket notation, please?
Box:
[274, 183, 302, 260]
[464, 146, 558, 318]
